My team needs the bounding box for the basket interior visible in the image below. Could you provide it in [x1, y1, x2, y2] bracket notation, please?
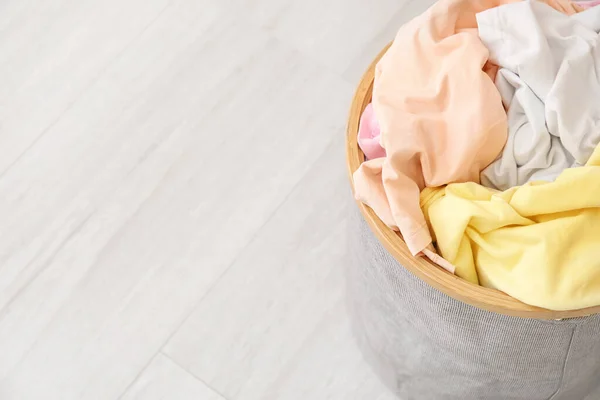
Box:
[345, 44, 600, 319]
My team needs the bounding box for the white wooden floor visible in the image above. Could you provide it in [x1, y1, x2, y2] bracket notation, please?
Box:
[0, 0, 435, 399]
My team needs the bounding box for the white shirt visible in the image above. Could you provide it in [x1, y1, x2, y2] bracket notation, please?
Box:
[478, 1, 600, 190]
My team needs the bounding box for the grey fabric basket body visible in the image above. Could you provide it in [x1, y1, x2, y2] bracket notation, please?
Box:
[346, 205, 600, 400]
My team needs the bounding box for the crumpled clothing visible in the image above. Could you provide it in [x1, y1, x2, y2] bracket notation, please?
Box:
[479, 1, 600, 190]
[353, 0, 512, 258]
[575, 0, 600, 8]
[357, 103, 385, 160]
[422, 141, 600, 311]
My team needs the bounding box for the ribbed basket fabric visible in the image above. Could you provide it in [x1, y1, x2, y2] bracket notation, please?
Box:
[346, 204, 600, 400]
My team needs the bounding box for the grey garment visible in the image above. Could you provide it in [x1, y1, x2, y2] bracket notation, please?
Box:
[478, 1, 600, 191]
[345, 205, 600, 400]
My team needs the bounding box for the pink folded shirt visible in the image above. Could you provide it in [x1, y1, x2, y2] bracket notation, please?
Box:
[357, 103, 385, 160]
[575, 0, 600, 8]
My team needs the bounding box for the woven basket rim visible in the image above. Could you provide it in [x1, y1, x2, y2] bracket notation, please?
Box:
[346, 44, 600, 319]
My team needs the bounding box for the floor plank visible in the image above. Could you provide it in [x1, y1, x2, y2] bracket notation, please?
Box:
[0, 0, 235, 310]
[0, 0, 172, 174]
[218, 0, 409, 76]
[0, 4, 352, 399]
[164, 136, 396, 400]
[0, 0, 414, 398]
[341, 0, 437, 83]
[120, 354, 225, 400]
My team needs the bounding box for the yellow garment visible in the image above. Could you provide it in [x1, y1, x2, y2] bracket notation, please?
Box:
[421, 144, 600, 311]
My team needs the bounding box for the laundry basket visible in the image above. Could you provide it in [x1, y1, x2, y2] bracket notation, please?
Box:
[345, 45, 600, 400]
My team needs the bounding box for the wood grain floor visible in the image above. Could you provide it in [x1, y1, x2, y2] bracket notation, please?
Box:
[0, 0, 435, 398]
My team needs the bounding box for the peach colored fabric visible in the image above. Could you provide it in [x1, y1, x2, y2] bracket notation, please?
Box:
[353, 0, 513, 257]
[545, 0, 585, 11]
[357, 103, 385, 160]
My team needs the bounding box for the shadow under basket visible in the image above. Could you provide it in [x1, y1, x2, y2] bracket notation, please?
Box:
[345, 44, 600, 400]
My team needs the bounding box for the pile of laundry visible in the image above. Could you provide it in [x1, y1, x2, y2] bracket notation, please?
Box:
[353, 0, 600, 311]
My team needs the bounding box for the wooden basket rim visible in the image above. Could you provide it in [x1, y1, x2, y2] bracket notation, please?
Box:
[346, 44, 600, 319]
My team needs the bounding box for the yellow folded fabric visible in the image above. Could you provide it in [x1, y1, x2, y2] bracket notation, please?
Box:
[421, 144, 600, 311]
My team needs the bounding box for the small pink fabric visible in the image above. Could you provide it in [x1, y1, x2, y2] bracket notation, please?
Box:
[357, 103, 386, 160]
[575, 0, 600, 8]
